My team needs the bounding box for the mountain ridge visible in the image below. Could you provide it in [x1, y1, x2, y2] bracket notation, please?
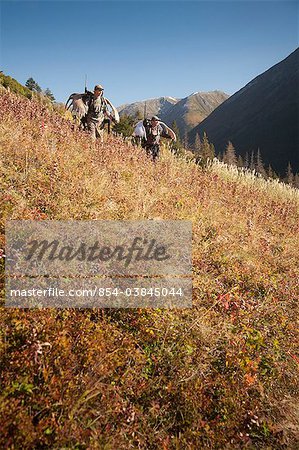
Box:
[118, 96, 179, 119]
[189, 48, 299, 176]
[118, 90, 229, 137]
[162, 90, 229, 136]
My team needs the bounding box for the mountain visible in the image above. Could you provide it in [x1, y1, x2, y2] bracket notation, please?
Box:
[118, 96, 179, 119]
[118, 91, 229, 139]
[162, 91, 229, 137]
[189, 48, 299, 176]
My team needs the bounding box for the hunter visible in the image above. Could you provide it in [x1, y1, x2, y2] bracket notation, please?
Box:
[141, 116, 176, 161]
[86, 84, 107, 142]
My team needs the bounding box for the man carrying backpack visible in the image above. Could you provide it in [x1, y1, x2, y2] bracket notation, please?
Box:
[65, 85, 120, 139]
[86, 84, 107, 142]
[141, 116, 176, 161]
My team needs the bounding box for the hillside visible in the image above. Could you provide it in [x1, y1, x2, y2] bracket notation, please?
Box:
[189, 48, 299, 176]
[0, 72, 32, 98]
[1, 90, 299, 449]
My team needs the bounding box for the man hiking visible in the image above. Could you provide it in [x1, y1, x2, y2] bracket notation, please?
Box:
[135, 116, 176, 161]
[65, 86, 119, 139]
[86, 84, 107, 142]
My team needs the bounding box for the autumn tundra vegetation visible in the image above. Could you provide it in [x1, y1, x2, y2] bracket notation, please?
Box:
[0, 88, 298, 449]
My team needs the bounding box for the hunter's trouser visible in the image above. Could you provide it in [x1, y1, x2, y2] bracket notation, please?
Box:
[87, 121, 104, 143]
[146, 144, 160, 161]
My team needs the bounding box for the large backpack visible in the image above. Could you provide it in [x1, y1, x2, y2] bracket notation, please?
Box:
[142, 119, 162, 145]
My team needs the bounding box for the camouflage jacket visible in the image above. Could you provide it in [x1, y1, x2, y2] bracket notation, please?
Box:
[87, 95, 106, 123]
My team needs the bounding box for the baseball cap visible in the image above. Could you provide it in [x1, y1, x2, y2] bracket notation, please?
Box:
[94, 84, 104, 91]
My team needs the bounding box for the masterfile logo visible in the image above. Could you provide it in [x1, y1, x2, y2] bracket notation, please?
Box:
[5, 220, 192, 308]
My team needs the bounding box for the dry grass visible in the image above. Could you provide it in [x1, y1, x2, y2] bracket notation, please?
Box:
[0, 91, 298, 449]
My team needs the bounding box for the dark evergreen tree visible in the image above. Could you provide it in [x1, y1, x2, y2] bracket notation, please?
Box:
[210, 143, 215, 159]
[250, 151, 255, 171]
[44, 88, 55, 102]
[25, 77, 41, 93]
[237, 154, 244, 167]
[223, 141, 237, 166]
[285, 162, 294, 185]
[183, 130, 189, 149]
[217, 151, 224, 162]
[256, 149, 266, 177]
[192, 133, 201, 162]
[194, 133, 201, 152]
[171, 121, 181, 143]
[25, 77, 35, 90]
[244, 152, 249, 168]
[113, 114, 134, 137]
[171, 121, 182, 154]
[267, 165, 274, 179]
[199, 132, 214, 164]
